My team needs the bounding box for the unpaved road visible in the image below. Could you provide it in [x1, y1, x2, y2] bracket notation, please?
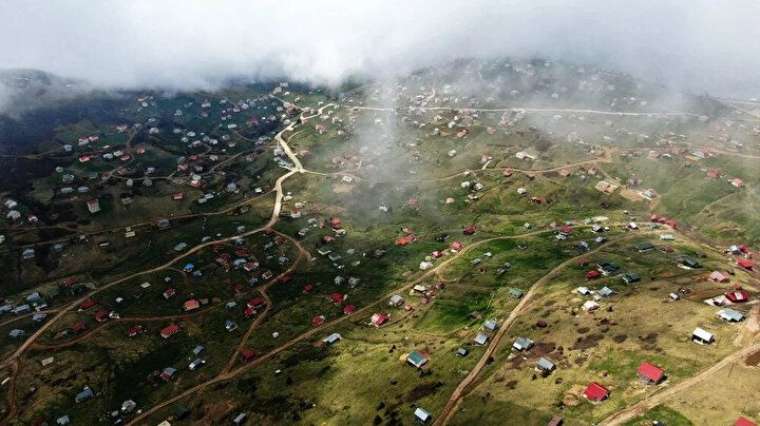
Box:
[435, 233, 639, 426]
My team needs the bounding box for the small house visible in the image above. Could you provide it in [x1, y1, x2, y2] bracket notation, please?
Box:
[183, 299, 200, 312]
[709, 271, 729, 283]
[407, 351, 429, 369]
[635, 242, 655, 253]
[583, 382, 609, 402]
[680, 257, 701, 269]
[637, 362, 665, 384]
[738, 258, 754, 271]
[718, 308, 744, 322]
[576, 286, 592, 296]
[75, 386, 94, 403]
[621, 272, 641, 284]
[735, 417, 758, 426]
[536, 357, 555, 375]
[456, 347, 469, 357]
[597, 262, 620, 276]
[322, 333, 342, 345]
[414, 407, 432, 424]
[159, 367, 177, 381]
[389, 294, 405, 307]
[225, 320, 238, 332]
[692, 327, 714, 345]
[598, 287, 615, 298]
[371, 313, 390, 327]
[474, 332, 488, 345]
[160, 324, 180, 339]
[233, 413, 248, 425]
[582, 300, 599, 311]
[484, 319, 499, 331]
[725, 289, 750, 303]
[188, 358, 205, 371]
[512, 337, 534, 351]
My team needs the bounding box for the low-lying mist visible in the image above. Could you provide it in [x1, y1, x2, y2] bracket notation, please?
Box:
[2, 0, 760, 116]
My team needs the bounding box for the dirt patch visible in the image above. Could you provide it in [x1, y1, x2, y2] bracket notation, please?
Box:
[571, 333, 604, 350]
[744, 349, 760, 367]
[577, 327, 590, 334]
[532, 342, 556, 357]
[405, 381, 443, 402]
[613, 334, 628, 343]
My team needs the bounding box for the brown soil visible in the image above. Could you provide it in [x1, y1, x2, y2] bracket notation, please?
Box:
[744, 349, 760, 367]
[571, 333, 604, 350]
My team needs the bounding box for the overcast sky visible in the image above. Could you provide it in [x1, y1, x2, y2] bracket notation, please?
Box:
[1, 0, 760, 98]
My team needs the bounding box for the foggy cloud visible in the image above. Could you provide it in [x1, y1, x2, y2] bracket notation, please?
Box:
[1, 0, 759, 108]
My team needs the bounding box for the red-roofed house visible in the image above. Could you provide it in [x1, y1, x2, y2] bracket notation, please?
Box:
[247, 297, 266, 310]
[738, 258, 754, 271]
[371, 313, 390, 328]
[94, 309, 109, 323]
[583, 382, 609, 402]
[329, 217, 342, 230]
[710, 271, 729, 283]
[303, 283, 314, 294]
[726, 289, 750, 303]
[160, 324, 180, 339]
[312, 315, 326, 327]
[239, 347, 256, 363]
[127, 326, 144, 337]
[395, 235, 416, 246]
[183, 299, 200, 312]
[163, 288, 176, 300]
[463, 225, 477, 235]
[243, 307, 256, 318]
[343, 304, 356, 315]
[329, 292, 345, 305]
[72, 320, 88, 334]
[79, 298, 96, 310]
[637, 362, 665, 384]
[736, 417, 757, 426]
[450, 241, 464, 251]
[586, 270, 601, 280]
[559, 224, 573, 234]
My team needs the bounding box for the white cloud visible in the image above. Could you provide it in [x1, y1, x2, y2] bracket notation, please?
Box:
[1, 0, 759, 98]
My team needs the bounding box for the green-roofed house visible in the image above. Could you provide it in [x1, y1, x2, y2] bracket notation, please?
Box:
[407, 351, 429, 369]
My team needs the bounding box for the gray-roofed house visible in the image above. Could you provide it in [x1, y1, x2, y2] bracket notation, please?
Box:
[414, 407, 432, 424]
[680, 257, 701, 269]
[621, 272, 641, 284]
[322, 332, 342, 345]
[508, 288, 524, 299]
[598, 287, 615, 298]
[388, 294, 404, 307]
[75, 386, 94, 403]
[8, 329, 24, 338]
[718, 308, 744, 322]
[474, 332, 488, 345]
[512, 337, 534, 351]
[536, 357, 556, 375]
[692, 327, 715, 345]
[456, 347, 469, 357]
[484, 319, 499, 331]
